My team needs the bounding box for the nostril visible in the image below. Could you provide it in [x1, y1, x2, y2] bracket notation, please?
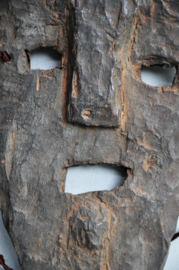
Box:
[140, 65, 176, 87]
[30, 47, 62, 70]
[65, 164, 127, 195]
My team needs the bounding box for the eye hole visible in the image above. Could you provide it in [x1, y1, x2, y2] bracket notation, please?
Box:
[30, 47, 62, 70]
[65, 164, 127, 195]
[140, 65, 177, 87]
[0, 214, 21, 270]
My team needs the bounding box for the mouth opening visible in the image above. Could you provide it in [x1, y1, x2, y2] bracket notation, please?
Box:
[64, 164, 128, 195]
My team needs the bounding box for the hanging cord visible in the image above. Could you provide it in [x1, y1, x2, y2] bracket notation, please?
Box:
[0, 255, 14, 270]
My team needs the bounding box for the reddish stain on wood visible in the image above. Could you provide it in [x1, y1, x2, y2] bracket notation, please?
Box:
[0, 52, 10, 62]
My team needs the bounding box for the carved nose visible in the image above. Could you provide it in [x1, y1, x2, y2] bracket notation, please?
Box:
[67, 2, 122, 127]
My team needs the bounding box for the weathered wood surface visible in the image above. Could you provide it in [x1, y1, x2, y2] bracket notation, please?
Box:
[1, 0, 179, 269]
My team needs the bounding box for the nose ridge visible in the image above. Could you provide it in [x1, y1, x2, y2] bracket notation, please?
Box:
[67, 1, 122, 127]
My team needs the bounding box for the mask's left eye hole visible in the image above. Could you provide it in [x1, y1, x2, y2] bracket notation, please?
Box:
[140, 65, 177, 87]
[65, 164, 127, 195]
[29, 47, 62, 70]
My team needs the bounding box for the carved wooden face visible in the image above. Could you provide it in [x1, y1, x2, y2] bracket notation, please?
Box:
[1, 0, 179, 269]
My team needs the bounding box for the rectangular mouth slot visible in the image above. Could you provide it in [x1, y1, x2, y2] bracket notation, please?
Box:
[65, 164, 127, 195]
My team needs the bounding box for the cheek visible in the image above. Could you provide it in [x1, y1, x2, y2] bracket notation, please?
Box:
[143, 106, 174, 135]
[122, 71, 178, 140]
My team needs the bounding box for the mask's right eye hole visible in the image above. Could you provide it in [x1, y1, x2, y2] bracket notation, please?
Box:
[140, 65, 177, 87]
